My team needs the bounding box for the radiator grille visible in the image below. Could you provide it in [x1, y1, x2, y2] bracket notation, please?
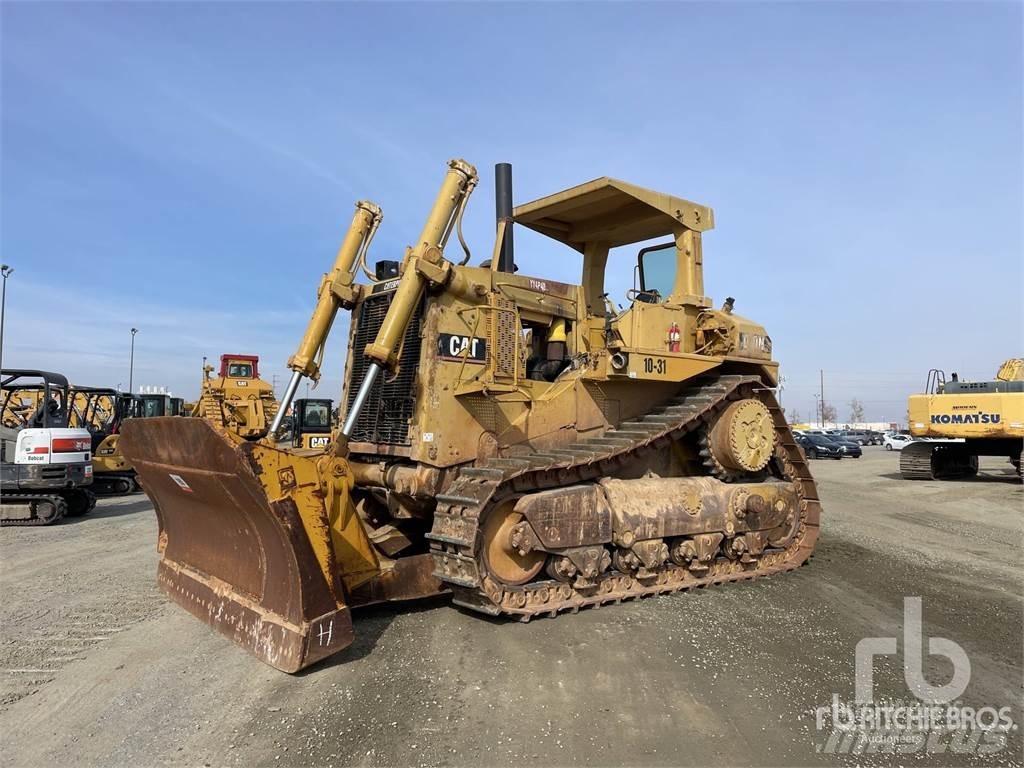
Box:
[492, 298, 518, 379]
[345, 291, 422, 446]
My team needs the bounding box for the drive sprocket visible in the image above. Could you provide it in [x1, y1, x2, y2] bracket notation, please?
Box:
[701, 397, 774, 481]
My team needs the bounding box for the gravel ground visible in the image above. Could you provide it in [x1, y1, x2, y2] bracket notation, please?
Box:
[1, 448, 1021, 767]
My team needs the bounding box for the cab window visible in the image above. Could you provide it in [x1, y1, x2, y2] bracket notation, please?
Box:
[302, 402, 330, 428]
[228, 363, 252, 378]
[142, 398, 164, 418]
[638, 242, 675, 300]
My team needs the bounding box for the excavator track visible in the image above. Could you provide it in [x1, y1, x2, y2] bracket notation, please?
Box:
[0, 493, 68, 526]
[64, 488, 97, 517]
[427, 374, 820, 619]
[900, 441, 978, 480]
[93, 474, 139, 495]
[899, 442, 938, 480]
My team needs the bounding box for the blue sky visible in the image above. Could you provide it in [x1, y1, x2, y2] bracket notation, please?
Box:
[2, 2, 1020, 423]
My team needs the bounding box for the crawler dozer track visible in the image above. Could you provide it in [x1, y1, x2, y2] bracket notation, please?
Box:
[196, 396, 280, 437]
[428, 375, 820, 617]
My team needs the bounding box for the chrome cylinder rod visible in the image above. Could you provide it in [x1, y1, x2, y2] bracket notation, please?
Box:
[340, 362, 381, 438]
[269, 370, 303, 437]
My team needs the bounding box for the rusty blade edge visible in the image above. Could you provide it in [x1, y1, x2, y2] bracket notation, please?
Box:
[158, 559, 354, 673]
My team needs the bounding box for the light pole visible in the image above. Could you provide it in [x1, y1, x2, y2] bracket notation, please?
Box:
[819, 369, 825, 426]
[0, 264, 13, 373]
[129, 328, 139, 394]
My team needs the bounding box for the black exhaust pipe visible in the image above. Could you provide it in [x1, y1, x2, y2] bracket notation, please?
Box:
[495, 162, 514, 273]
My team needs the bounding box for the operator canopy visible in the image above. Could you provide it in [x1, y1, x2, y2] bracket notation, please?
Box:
[514, 177, 715, 311]
[513, 177, 714, 251]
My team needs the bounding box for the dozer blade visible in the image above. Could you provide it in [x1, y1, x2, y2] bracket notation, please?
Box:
[119, 417, 358, 672]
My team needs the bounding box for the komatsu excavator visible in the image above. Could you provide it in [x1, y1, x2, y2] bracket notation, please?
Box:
[121, 161, 820, 672]
[903, 359, 1024, 481]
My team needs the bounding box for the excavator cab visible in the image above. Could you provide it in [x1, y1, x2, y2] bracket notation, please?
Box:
[68, 387, 126, 450]
[139, 394, 178, 418]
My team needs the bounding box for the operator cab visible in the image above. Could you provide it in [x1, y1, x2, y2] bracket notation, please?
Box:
[513, 177, 773, 370]
[0, 369, 84, 461]
[220, 354, 260, 380]
[291, 398, 333, 449]
[67, 387, 131, 450]
[138, 394, 172, 418]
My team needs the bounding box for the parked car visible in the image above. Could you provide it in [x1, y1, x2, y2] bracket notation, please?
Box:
[830, 436, 863, 458]
[795, 434, 845, 460]
[839, 430, 877, 446]
[883, 433, 916, 451]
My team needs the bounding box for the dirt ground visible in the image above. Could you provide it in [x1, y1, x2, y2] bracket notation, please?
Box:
[1, 448, 1021, 767]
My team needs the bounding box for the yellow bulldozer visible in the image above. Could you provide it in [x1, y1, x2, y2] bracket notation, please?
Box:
[903, 359, 1024, 480]
[121, 160, 821, 672]
[191, 354, 279, 438]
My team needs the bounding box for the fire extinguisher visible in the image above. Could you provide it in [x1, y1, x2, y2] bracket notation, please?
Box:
[668, 322, 680, 353]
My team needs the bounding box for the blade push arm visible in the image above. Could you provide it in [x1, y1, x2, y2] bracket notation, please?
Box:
[271, 201, 383, 436]
[341, 159, 478, 439]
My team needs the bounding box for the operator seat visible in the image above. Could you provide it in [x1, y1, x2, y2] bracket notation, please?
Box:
[30, 399, 63, 428]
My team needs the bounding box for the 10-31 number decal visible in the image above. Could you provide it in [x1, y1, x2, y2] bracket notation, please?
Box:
[643, 357, 667, 375]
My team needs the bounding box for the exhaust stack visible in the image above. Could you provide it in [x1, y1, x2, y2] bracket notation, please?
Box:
[495, 163, 515, 273]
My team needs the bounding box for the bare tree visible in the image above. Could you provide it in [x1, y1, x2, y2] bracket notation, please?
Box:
[820, 401, 837, 424]
[787, 408, 801, 424]
[848, 398, 865, 424]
